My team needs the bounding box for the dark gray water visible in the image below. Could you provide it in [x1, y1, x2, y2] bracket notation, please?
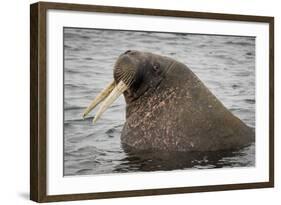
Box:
[63, 28, 255, 176]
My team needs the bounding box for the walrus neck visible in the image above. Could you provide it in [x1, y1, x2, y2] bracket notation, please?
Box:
[125, 86, 157, 118]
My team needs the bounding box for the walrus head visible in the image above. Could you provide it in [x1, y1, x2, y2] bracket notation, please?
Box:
[82, 50, 174, 123]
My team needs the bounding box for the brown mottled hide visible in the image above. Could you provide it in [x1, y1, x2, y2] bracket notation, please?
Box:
[120, 55, 254, 152]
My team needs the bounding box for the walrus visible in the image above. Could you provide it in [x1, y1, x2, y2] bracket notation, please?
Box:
[82, 50, 254, 152]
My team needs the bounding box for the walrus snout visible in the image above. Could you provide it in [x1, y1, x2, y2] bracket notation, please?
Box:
[83, 50, 170, 124]
[82, 51, 142, 124]
[114, 50, 146, 85]
[113, 54, 136, 86]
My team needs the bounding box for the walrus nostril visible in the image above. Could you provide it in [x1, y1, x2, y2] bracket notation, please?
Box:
[124, 50, 132, 54]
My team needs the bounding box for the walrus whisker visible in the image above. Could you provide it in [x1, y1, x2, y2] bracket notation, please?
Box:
[117, 74, 124, 82]
[126, 74, 135, 87]
[122, 71, 133, 86]
[115, 69, 124, 75]
[123, 73, 132, 85]
[114, 68, 127, 79]
[127, 72, 135, 87]
[163, 61, 176, 76]
[118, 69, 130, 81]
[119, 71, 129, 83]
[115, 67, 135, 86]
[126, 74, 133, 85]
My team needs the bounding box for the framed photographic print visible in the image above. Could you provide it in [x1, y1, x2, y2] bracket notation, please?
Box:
[30, 1, 274, 202]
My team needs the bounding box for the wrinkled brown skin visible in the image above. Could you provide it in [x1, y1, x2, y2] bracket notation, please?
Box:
[114, 51, 255, 152]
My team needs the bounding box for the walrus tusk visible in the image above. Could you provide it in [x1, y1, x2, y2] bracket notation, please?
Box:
[82, 80, 115, 119]
[92, 80, 128, 124]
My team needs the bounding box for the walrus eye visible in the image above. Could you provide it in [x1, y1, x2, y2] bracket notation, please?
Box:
[152, 63, 160, 72]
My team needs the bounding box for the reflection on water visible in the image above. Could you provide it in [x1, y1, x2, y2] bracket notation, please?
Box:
[63, 28, 255, 176]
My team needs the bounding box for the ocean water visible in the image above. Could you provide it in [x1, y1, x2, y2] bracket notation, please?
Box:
[63, 28, 255, 176]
